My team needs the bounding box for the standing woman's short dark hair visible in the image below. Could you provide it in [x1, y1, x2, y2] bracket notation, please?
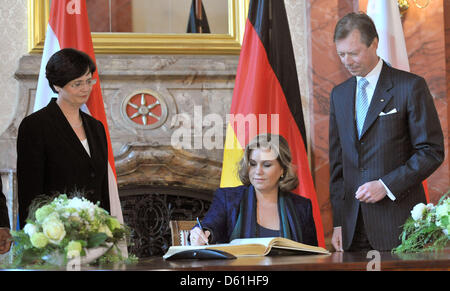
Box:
[46, 48, 96, 94]
[333, 12, 378, 47]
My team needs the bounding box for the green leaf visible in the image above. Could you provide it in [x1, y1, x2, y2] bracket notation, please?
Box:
[441, 216, 449, 227]
[87, 233, 108, 248]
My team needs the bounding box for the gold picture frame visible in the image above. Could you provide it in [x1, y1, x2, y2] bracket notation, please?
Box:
[28, 0, 249, 55]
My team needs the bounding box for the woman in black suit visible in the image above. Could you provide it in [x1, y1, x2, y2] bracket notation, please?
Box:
[17, 48, 110, 228]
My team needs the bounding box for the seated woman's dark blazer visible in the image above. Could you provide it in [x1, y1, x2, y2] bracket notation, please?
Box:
[201, 185, 318, 246]
[17, 98, 110, 227]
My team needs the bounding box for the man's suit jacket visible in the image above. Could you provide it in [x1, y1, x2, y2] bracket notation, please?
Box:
[201, 185, 318, 246]
[0, 179, 10, 228]
[17, 98, 110, 228]
[329, 62, 444, 251]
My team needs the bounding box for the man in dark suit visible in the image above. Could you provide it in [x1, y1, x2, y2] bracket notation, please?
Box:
[0, 178, 12, 254]
[329, 12, 444, 251]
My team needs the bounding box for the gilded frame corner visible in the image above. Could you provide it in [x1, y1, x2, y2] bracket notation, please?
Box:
[28, 0, 249, 55]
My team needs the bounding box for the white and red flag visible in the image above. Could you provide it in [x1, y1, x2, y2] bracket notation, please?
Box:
[34, 0, 126, 231]
[366, 0, 410, 71]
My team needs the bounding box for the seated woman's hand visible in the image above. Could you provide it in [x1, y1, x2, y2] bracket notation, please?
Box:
[189, 227, 211, 246]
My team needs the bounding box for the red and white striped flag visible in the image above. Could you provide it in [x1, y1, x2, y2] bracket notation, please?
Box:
[35, 0, 126, 231]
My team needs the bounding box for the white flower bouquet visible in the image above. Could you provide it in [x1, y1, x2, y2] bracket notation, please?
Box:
[393, 192, 449, 253]
[9, 194, 135, 267]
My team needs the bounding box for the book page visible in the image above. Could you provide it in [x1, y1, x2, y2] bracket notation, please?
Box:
[228, 237, 276, 248]
[163, 242, 267, 259]
[163, 237, 329, 259]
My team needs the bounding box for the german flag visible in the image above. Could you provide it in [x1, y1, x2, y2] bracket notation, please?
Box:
[220, 0, 325, 247]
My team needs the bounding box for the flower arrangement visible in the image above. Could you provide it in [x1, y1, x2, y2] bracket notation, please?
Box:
[393, 192, 449, 253]
[8, 194, 136, 268]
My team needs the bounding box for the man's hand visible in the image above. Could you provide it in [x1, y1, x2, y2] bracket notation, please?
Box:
[355, 180, 387, 203]
[0, 228, 11, 254]
[331, 226, 343, 252]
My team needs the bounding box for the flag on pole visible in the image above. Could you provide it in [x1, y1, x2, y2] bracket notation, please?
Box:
[186, 0, 210, 33]
[366, 0, 429, 202]
[220, 0, 325, 247]
[34, 0, 126, 235]
[367, 0, 410, 71]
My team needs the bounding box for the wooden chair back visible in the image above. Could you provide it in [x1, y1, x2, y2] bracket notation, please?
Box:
[169, 220, 197, 246]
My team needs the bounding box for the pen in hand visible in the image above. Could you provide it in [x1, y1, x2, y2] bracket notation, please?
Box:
[196, 217, 209, 245]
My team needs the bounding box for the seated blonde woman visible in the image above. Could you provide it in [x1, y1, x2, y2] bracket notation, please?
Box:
[190, 133, 317, 246]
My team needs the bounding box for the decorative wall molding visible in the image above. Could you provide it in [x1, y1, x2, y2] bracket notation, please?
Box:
[115, 144, 222, 192]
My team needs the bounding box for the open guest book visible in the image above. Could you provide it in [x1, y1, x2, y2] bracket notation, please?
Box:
[163, 237, 330, 260]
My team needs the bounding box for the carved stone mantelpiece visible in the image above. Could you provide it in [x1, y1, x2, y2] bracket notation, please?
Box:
[115, 144, 222, 192]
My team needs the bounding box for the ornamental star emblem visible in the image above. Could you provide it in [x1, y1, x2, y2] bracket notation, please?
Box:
[122, 91, 168, 129]
[127, 93, 161, 125]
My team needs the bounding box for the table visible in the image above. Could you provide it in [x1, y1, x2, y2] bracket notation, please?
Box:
[3, 251, 447, 290]
[83, 249, 449, 271]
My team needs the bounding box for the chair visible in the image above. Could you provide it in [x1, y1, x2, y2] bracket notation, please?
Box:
[169, 220, 197, 246]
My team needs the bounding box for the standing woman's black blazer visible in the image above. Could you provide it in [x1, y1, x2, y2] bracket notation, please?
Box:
[17, 98, 110, 227]
[0, 179, 9, 228]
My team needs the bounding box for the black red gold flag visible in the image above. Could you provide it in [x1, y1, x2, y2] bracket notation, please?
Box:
[220, 0, 325, 247]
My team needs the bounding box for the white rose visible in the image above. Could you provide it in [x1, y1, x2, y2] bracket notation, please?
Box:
[411, 203, 427, 221]
[66, 241, 82, 259]
[24, 223, 38, 237]
[436, 204, 449, 219]
[42, 216, 66, 245]
[30, 232, 48, 248]
[66, 197, 83, 210]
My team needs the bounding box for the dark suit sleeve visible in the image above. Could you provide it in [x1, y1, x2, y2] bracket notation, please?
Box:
[201, 188, 229, 244]
[328, 88, 344, 227]
[17, 117, 46, 227]
[0, 179, 10, 228]
[381, 77, 444, 199]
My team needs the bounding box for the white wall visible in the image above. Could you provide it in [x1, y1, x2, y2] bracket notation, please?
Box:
[0, 0, 27, 136]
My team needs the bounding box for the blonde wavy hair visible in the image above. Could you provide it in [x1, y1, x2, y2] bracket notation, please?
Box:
[237, 134, 299, 192]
